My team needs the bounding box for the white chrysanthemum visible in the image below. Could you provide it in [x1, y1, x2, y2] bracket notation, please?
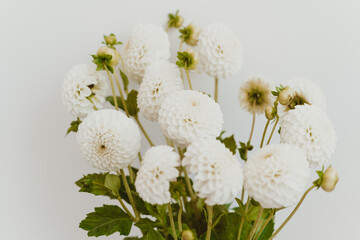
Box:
[158, 90, 223, 148]
[76, 109, 141, 171]
[198, 23, 243, 79]
[183, 139, 243, 206]
[135, 146, 180, 205]
[122, 23, 171, 84]
[280, 105, 336, 168]
[61, 64, 108, 118]
[137, 61, 183, 121]
[278, 78, 326, 116]
[239, 75, 274, 114]
[244, 144, 310, 208]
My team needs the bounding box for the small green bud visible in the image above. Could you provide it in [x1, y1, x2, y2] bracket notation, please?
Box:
[175, 15, 184, 28]
[321, 167, 339, 192]
[104, 34, 117, 46]
[167, 10, 184, 29]
[265, 106, 274, 120]
[97, 46, 120, 66]
[180, 24, 200, 46]
[185, 48, 199, 70]
[278, 87, 296, 105]
[181, 230, 195, 240]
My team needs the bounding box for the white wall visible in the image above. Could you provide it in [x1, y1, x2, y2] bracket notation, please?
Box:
[1, 0, 359, 239]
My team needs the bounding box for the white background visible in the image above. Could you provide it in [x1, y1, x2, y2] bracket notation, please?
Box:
[1, 0, 359, 239]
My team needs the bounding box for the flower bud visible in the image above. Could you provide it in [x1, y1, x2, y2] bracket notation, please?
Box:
[321, 167, 339, 192]
[181, 24, 200, 46]
[278, 87, 296, 105]
[185, 48, 199, 70]
[174, 15, 184, 28]
[104, 34, 117, 46]
[265, 106, 274, 120]
[181, 230, 195, 240]
[97, 46, 120, 66]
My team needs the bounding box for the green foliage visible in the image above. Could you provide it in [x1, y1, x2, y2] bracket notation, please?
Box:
[179, 25, 192, 42]
[170, 177, 188, 201]
[238, 141, 254, 161]
[120, 69, 129, 92]
[75, 173, 116, 199]
[167, 10, 182, 29]
[176, 51, 195, 70]
[313, 166, 325, 188]
[66, 118, 81, 135]
[141, 229, 166, 240]
[102, 33, 122, 49]
[104, 174, 121, 196]
[106, 90, 139, 116]
[92, 54, 114, 73]
[135, 218, 162, 235]
[217, 131, 238, 154]
[271, 84, 285, 96]
[79, 205, 133, 237]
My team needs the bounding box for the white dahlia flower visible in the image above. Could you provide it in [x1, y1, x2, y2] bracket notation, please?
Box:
[183, 138, 243, 206]
[198, 23, 243, 79]
[137, 61, 183, 121]
[76, 109, 141, 171]
[239, 75, 274, 114]
[61, 64, 108, 118]
[244, 144, 310, 208]
[158, 90, 223, 148]
[280, 105, 336, 168]
[135, 145, 180, 205]
[122, 23, 171, 84]
[278, 78, 326, 116]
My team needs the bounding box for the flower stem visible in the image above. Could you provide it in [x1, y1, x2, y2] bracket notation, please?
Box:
[116, 194, 135, 220]
[237, 197, 250, 240]
[269, 185, 316, 240]
[168, 203, 178, 240]
[214, 77, 219, 102]
[113, 70, 129, 117]
[185, 70, 193, 90]
[266, 117, 279, 145]
[134, 115, 154, 146]
[260, 120, 270, 148]
[128, 165, 134, 184]
[205, 205, 213, 240]
[120, 169, 140, 223]
[106, 69, 119, 110]
[254, 209, 274, 240]
[138, 152, 142, 162]
[248, 112, 256, 143]
[247, 206, 263, 240]
[178, 147, 196, 201]
[178, 198, 184, 233]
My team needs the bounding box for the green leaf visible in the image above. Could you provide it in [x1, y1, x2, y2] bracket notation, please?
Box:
[66, 118, 82, 135]
[79, 205, 133, 237]
[104, 174, 121, 196]
[126, 90, 139, 116]
[120, 69, 129, 92]
[217, 132, 237, 154]
[257, 218, 275, 240]
[135, 218, 161, 235]
[141, 229, 166, 240]
[75, 173, 116, 199]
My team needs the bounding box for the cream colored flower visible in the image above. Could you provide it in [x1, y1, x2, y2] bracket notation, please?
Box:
[244, 143, 310, 208]
[62, 64, 108, 118]
[76, 109, 141, 171]
[158, 90, 223, 148]
[135, 145, 180, 205]
[239, 75, 273, 114]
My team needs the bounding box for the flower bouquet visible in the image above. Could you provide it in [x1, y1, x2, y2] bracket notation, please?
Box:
[62, 11, 338, 240]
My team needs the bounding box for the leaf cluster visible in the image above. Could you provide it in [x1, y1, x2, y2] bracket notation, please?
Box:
[92, 54, 114, 73]
[176, 51, 195, 70]
[106, 89, 139, 116]
[66, 118, 81, 135]
[167, 10, 182, 29]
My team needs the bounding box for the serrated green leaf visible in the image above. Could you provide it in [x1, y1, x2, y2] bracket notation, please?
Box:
[79, 205, 132, 237]
[75, 173, 116, 199]
[141, 229, 166, 240]
[66, 119, 82, 135]
[126, 90, 139, 116]
[217, 133, 237, 154]
[119, 69, 129, 92]
[104, 174, 121, 196]
[135, 218, 161, 235]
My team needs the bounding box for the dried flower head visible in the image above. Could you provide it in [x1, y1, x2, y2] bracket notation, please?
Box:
[239, 75, 273, 114]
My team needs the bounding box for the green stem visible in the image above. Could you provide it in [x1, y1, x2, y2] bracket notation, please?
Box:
[254, 209, 274, 240]
[168, 203, 178, 240]
[178, 147, 196, 201]
[178, 198, 184, 233]
[105, 69, 119, 110]
[247, 206, 263, 240]
[185, 70, 193, 90]
[269, 185, 316, 240]
[205, 205, 213, 240]
[214, 77, 219, 102]
[237, 197, 250, 240]
[248, 112, 256, 143]
[128, 166, 134, 184]
[134, 115, 154, 146]
[120, 169, 140, 223]
[116, 194, 135, 220]
[138, 152, 142, 162]
[266, 117, 279, 145]
[260, 120, 270, 148]
[113, 70, 129, 117]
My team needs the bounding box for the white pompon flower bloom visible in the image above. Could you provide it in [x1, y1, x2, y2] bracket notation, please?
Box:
[280, 105, 336, 168]
[76, 109, 141, 171]
[135, 146, 180, 205]
[158, 90, 223, 148]
[244, 144, 310, 208]
[61, 64, 108, 118]
[122, 23, 171, 84]
[183, 138, 243, 206]
[198, 23, 243, 79]
[278, 78, 326, 116]
[137, 61, 183, 121]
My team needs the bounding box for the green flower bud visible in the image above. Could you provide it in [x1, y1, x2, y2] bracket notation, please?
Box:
[181, 230, 195, 240]
[265, 106, 274, 120]
[104, 34, 117, 46]
[180, 24, 200, 46]
[321, 167, 339, 192]
[97, 46, 120, 66]
[185, 48, 199, 70]
[175, 15, 184, 28]
[278, 87, 296, 105]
